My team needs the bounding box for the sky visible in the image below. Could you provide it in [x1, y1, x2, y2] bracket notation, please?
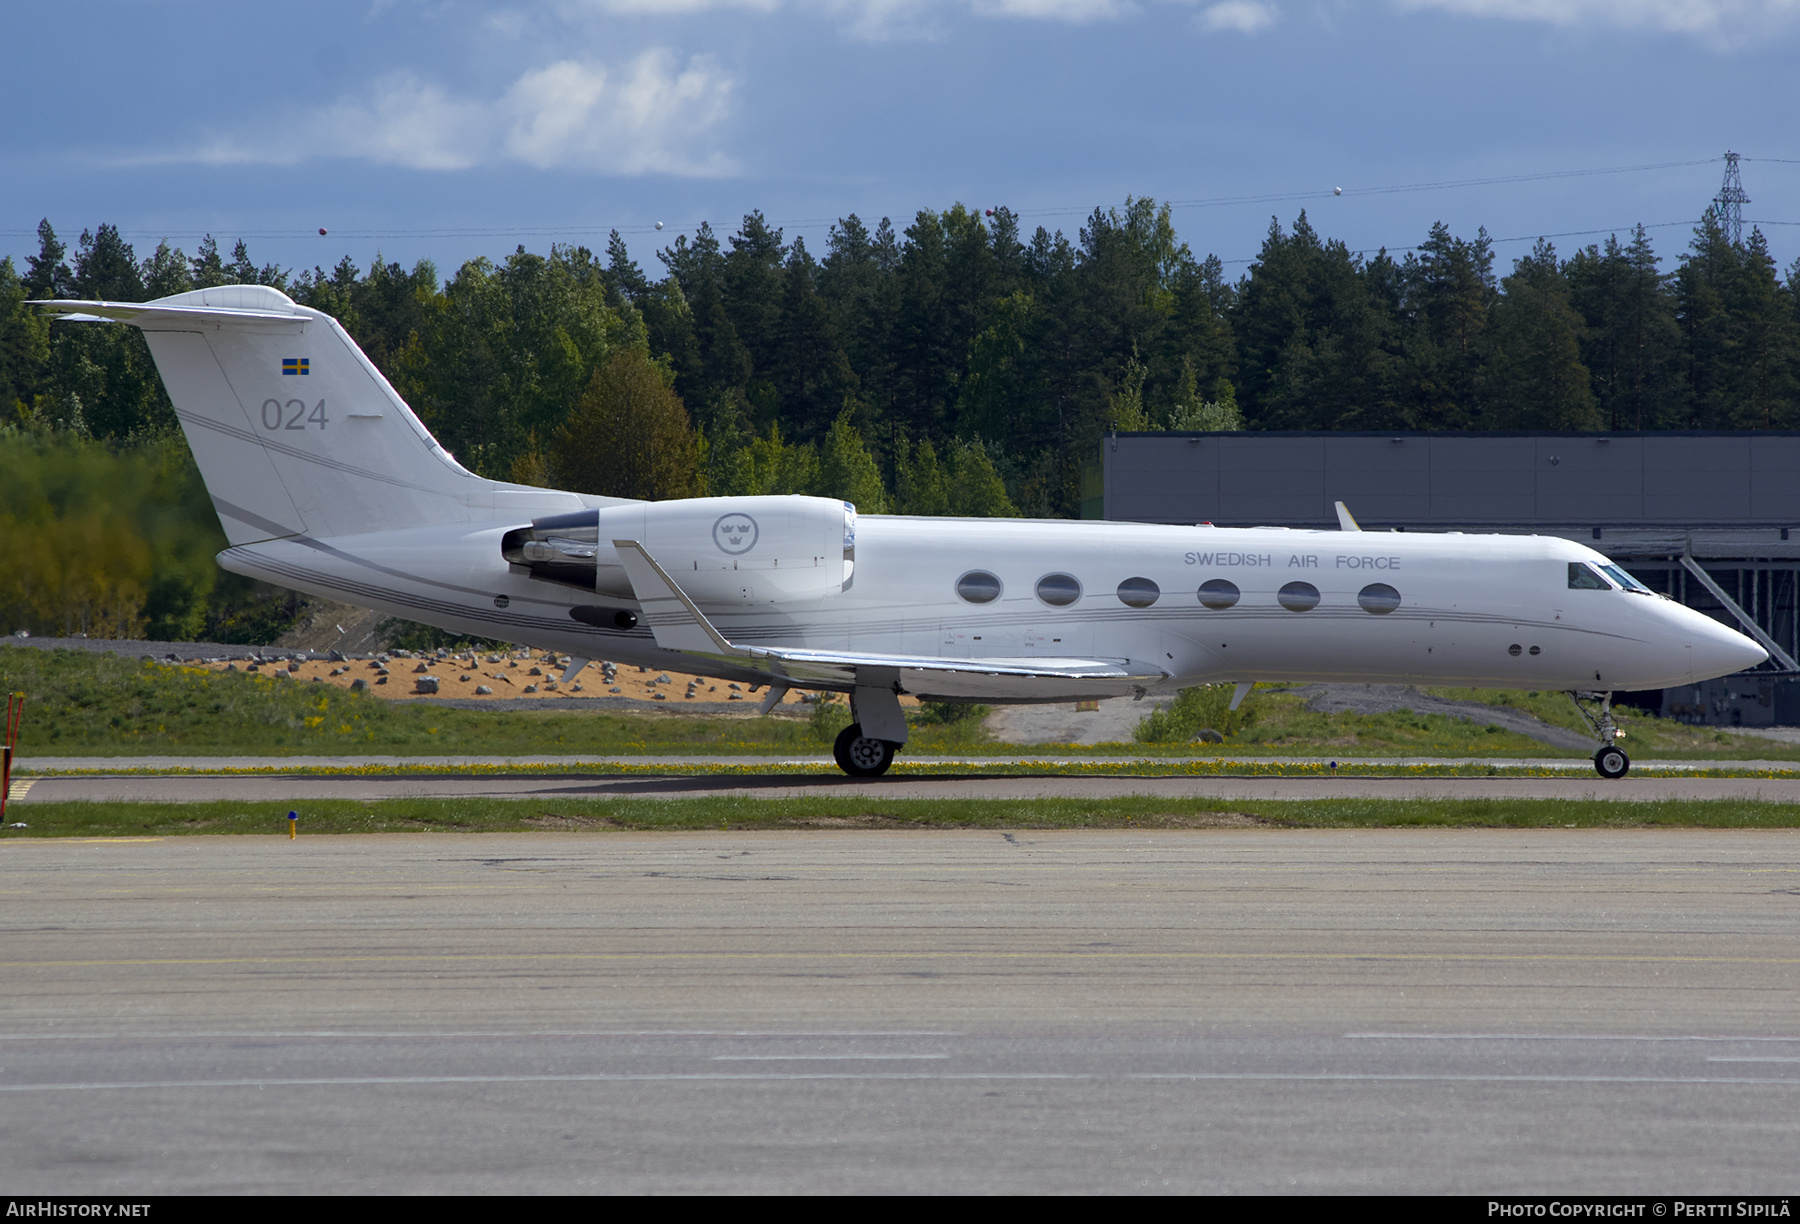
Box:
[3, 0, 1798, 285]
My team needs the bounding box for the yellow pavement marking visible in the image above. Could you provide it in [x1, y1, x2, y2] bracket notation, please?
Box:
[6, 779, 32, 800]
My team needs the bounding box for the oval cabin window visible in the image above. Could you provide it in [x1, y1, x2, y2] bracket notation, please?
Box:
[1277, 581, 1320, 612]
[1197, 579, 1240, 610]
[1357, 583, 1401, 614]
[1117, 577, 1160, 608]
[1036, 573, 1082, 607]
[956, 571, 1003, 604]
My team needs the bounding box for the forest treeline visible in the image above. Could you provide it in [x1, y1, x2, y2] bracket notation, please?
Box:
[2, 199, 1797, 638]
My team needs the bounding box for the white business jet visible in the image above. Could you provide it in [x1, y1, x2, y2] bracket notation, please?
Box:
[36, 286, 1768, 778]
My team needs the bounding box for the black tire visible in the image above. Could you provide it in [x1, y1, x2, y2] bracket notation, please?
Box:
[1594, 745, 1630, 779]
[833, 723, 896, 778]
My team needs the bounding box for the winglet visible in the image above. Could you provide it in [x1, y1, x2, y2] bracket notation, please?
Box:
[611, 540, 747, 657]
[1334, 501, 1361, 531]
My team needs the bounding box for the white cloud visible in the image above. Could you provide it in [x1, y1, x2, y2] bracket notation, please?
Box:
[971, 0, 1134, 18]
[568, 0, 1126, 29]
[1393, 0, 1800, 42]
[503, 52, 737, 174]
[1196, 0, 1278, 30]
[176, 51, 737, 176]
[571, 0, 781, 12]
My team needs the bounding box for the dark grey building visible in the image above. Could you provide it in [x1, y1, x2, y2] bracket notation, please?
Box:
[1100, 431, 1800, 726]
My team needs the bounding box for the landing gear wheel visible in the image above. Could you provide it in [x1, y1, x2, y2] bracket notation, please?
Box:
[833, 723, 896, 778]
[1594, 745, 1630, 779]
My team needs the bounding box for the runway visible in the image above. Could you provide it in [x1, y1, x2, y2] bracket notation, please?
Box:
[14, 763, 1800, 803]
[2, 830, 1797, 1192]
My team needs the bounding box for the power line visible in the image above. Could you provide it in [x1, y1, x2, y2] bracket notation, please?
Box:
[1006, 157, 1722, 220]
[0, 155, 1731, 245]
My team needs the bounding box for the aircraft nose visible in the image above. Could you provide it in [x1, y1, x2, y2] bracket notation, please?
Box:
[1685, 615, 1768, 682]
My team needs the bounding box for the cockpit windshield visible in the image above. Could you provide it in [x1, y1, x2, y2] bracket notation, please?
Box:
[1568, 562, 1612, 590]
[1599, 563, 1654, 594]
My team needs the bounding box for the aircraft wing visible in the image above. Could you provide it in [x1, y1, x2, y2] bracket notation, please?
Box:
[612, 540, 1166, 699]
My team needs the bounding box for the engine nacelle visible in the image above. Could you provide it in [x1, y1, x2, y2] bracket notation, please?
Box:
[503, 495, 856, 605]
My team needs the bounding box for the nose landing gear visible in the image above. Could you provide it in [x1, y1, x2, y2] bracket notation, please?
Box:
[1569, 691, 1629, 779]
[1594, 743, 1630, 779]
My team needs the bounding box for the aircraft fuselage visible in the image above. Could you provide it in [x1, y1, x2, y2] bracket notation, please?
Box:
[219, 515, 1758, 699]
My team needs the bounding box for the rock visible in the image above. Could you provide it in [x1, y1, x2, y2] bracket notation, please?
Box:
[288, 662, 300, 673]
[413, 662, 429, 673]
[528, 667, 542, 676]
[375, 676, 387, 685]
[655, 673, 671, 684]
[609, 687, 621, 694]
[350, 678, 368, 692]
[460, 675, 472, 682]
[415, 676, 440, 693]
[652, 692, 666, 700]
[328, 650, 345, 662]
[475, 685, 493, 695]
[523, 684, 538, 693]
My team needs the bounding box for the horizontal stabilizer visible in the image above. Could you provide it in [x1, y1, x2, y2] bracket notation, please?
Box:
[33, 297, 305, 328]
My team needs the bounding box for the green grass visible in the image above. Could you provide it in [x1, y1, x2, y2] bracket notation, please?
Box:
[0, 646, 991, 758]
[4, 644, 1793, 762]
[1112, 683, 1800, 762]
[8, 795, 1800, 837]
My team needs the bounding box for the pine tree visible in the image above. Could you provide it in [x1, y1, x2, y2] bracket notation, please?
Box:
[553, 348, 700, 500]
[140, 241, 192, 299]
[773, 238, 859, 440]
[1565, 227, 1682, 431]
[23, 220, 71, 300]
[73, 225, 145, 301]
[1486, 240, 1598, 430]
[815, 409, 888, 512]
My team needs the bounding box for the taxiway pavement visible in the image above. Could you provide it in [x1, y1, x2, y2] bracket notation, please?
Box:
[13, 762, 1800, 803]
[1, 830, 1796, 1193]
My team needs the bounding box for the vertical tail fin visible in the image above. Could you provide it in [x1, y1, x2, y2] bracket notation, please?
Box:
[36, 285, 524, 545]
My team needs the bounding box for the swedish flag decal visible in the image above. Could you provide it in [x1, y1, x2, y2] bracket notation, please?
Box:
[282, 358, 310, 375]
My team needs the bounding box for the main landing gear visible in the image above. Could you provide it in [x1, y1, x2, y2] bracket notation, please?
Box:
[829, 684, 910, 778]
[834, 723, 898, 777]
[1569, 691, 1630, 779]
